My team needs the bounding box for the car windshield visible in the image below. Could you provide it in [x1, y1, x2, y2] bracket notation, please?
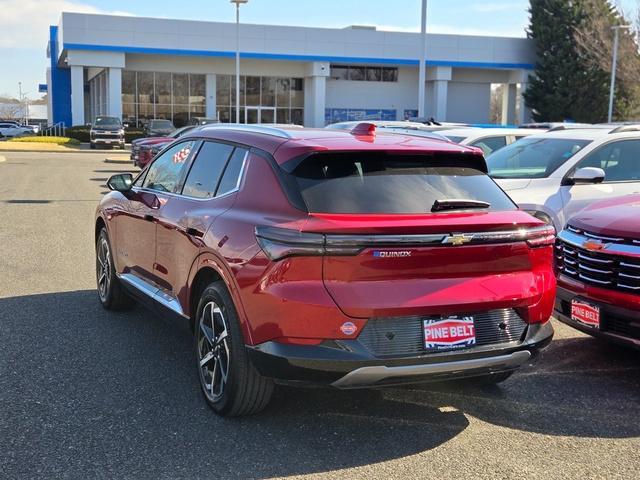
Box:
[170, 126, 193, 138]
[487, 137, 592, 179]
[95, 117, 121, 127]
[284, 152, 515, 214]
[444, 135, 465, 143]
[151, 120, 174, 129]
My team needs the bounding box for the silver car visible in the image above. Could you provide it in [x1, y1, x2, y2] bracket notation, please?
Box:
[487, 126, 640, 231]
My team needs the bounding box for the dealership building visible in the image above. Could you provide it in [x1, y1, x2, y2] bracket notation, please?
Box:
[45, 12, 536, 128]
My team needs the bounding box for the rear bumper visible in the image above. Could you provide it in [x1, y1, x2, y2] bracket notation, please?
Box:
[246, 321, 553, 388]
[555, 285, 640, 350]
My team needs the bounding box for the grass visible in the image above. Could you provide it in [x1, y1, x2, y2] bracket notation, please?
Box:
[7, 136, 81, 145]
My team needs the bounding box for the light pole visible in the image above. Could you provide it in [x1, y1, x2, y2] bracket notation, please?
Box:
[418, 0, 427, 119]
[608, 25, 631, 123]
[230, 0, 248, 123]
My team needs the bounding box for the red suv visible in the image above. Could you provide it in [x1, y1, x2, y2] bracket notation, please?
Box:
[95, 124, 556, 416]
[554, 194, 640, 349]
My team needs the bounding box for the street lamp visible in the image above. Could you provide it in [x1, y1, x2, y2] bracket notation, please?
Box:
[608, 24, 631, 123]
[230, 0, 248, 123]
[418, 0, 427, 118]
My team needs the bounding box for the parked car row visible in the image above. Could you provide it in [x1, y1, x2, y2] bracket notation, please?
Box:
[0, 120, 37, 138]
[107, 120, 638, 417]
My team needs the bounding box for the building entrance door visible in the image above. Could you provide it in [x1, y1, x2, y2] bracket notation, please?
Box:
[245, 107, 276, 124]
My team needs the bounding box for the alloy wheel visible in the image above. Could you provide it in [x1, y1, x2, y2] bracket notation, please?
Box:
[197, 301, 231, 402]
[97, 237, 111, 302]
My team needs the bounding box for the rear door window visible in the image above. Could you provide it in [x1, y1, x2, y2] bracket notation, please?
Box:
[217, 148, 248, 195]
[181, 141, 234, 198]
[285, 152, 515, 214]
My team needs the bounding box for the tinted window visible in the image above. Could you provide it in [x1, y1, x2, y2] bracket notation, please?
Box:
[471, 136, 507, 156]
[217, 148, 248, 195]
[444, 135, 465, 143]
[575, 139, 640, 182]
[95, 117, 121, 127]
[182, 141, 234, 198]
[143, 141, 196, 193]
[487, 137, 591, 179]
[287, 152, 515, 214]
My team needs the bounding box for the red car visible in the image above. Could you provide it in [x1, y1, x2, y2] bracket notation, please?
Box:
[131, 126, 196, 168]
[96, 124, 556, 416]
[554, 194, 640, 349]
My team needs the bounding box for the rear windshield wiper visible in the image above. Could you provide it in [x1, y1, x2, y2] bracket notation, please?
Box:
[431, 199, 491, 212]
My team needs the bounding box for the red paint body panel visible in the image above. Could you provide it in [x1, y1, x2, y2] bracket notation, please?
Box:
[97, 126, 557, 349]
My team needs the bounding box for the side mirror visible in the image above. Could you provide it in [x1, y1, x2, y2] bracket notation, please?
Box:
[107, 173, 133, 192]
[563, 167, 605, 186]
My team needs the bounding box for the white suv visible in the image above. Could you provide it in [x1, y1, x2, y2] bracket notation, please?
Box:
[487, 126, 640, 231]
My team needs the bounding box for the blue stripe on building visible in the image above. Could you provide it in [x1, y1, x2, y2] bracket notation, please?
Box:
[50, 26, 72, 127]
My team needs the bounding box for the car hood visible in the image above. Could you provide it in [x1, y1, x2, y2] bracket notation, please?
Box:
[492, 178, 532, 191]
[570, 194, 640, 239]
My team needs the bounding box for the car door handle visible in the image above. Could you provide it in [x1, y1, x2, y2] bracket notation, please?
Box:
[186, 227, 205, 238]
[144, 214, 157, 222]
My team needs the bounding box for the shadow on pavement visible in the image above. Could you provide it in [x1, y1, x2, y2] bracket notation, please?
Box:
[2, 291, 639, 478]
[0, 290, 465, 479]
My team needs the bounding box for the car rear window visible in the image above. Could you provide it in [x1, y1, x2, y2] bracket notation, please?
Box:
[444, 135, 465, 143]
[487, 137, 592, 179]
[283, 152, 516, 214]
[151, 120, 174, 128]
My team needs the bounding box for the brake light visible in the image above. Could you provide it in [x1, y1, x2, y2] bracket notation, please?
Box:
[525, 225, 556, 247]
[255, 226, 324, 261]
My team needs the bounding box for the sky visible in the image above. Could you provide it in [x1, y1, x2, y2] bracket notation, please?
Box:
[0, 0, 637, 100]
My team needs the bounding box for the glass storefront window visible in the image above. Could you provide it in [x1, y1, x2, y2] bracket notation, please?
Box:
[216, 75, 230, 108]
[261, 77, 276, 107]
[173, 74, 189, 105]
[190, 75, 206, 107]
[276, 78, 290, 107]
[276, 108, 290, 124]
[137, 72, 154, 104]
[349, 67, 365, 81]
[155, 72, 171, 104]
[291, 78, 304, 108]
[246, 76, 260, 105]
[122, 71, 135, 103]
[216, 75, 303, 125]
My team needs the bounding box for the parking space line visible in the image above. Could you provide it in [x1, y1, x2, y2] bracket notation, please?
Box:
[0, 155, 6, 163]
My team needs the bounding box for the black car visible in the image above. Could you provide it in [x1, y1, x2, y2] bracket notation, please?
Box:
[90, 116, 125, 149]
[143, 119, 175, 137]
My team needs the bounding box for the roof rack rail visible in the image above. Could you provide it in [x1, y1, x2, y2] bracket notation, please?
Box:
[202, 123, 300, 139]
[609, 124, 640, 134]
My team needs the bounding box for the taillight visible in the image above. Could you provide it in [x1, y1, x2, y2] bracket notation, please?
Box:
[525, 225, 556, 247]
[255, 226, 324, 261]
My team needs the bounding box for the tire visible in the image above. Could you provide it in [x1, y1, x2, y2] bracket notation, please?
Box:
[194, 281, 274, 416]
[96, 228, 134, 310]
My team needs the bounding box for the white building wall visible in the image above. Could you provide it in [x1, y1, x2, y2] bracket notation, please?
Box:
[447, 82, 492, 124]
[326, 67, 419, 121]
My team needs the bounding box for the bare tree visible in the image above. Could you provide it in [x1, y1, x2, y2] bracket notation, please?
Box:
[0, 102, 23, 120]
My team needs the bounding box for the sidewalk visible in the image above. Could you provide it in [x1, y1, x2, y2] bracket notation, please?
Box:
[0, 142, 130, 154]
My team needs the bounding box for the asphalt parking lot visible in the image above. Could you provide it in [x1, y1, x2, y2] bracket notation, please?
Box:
[1, 151, 639, 479]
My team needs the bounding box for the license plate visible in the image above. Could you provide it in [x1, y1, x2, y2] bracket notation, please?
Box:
[571, 300, 600, 328]
[423, 316, 476, 351]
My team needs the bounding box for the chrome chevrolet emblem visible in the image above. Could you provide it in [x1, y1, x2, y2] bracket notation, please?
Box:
[442, 234, 474, 246]
[583, 239, 605, 251]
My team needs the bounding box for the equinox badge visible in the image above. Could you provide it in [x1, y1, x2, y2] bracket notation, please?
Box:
[373, 251, 412, 258]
